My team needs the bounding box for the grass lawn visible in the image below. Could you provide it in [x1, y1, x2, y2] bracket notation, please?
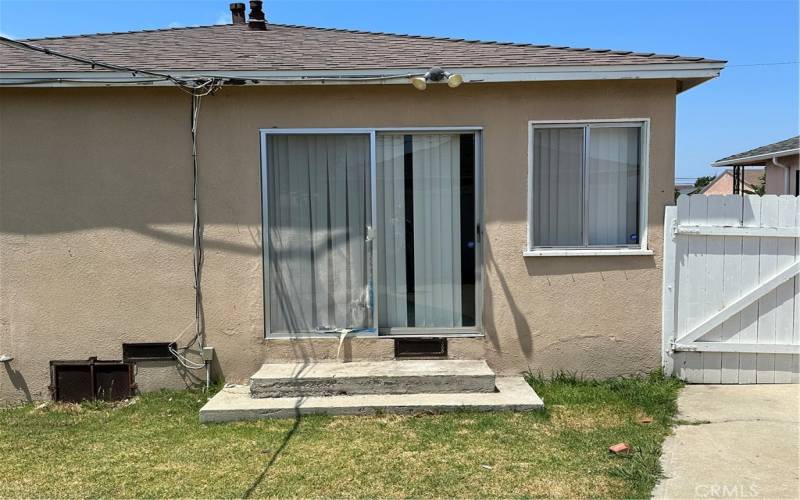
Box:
[0, 372, 681, 498]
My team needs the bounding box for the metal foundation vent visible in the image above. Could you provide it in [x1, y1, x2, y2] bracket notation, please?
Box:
[394, 338, 448, 359]
[122, 342, 176, 362]
[50, 358, 135, 402]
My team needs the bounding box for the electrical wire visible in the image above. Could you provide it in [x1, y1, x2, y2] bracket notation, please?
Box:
[0, 35, 226, 95]
[0, 33, 425, 382]
[0, 36, 180, 84]
[0, 77, 172, 86]
[169, 87, 222, 383]
[0, 35, 424, 89]
[0, 35, 221, 381]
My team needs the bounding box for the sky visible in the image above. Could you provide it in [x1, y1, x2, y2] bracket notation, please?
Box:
[0, 0, 798, 181]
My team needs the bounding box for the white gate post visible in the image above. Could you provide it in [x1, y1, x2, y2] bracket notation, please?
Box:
[662, 205, 678, 376]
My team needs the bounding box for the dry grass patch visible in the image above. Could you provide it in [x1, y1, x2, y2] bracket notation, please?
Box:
[0, 372, 681, 498]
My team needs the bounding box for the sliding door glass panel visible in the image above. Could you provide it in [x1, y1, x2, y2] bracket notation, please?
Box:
[376, 133, 477, 330]
[532, 128, 584, 246]
[587, 127, 640, 246]
[266, 134, 371, 334]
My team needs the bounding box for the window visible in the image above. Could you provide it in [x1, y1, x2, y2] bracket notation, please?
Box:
[527, 121, 649, 255]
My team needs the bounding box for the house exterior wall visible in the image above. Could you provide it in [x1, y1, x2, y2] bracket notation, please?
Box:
[0, 80, 677, 403]
[765, 155, 800, 195]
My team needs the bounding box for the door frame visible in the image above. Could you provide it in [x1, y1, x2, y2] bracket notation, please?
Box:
[259, 127, 484, 338]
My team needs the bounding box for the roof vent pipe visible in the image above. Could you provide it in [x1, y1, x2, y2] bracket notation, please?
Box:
[248, 0, 267, 30]
[230, 3, 246, 25]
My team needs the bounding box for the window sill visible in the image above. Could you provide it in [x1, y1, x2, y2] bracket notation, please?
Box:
[523, 248, 654, 257]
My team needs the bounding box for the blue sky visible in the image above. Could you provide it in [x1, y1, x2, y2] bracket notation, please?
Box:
[1, 0, 797, 180]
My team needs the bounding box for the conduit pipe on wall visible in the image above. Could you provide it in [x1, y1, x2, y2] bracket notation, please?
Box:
[772, 156, 790, 194]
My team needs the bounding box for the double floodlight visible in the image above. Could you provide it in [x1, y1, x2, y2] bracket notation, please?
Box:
[410, 66, 464, 90]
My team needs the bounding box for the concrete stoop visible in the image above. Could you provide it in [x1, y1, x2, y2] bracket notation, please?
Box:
[200, 360, 543, 422]
[250, 360, 496, 397]
[200, 377, 543, 422]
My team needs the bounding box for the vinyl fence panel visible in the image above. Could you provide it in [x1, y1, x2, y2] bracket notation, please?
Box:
[663, 195, 800, 383]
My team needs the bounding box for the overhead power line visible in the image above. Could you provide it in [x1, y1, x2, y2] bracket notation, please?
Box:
[726, 61, 799, 68]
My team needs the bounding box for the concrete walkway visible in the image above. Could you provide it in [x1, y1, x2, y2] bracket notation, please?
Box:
[653, 385, 799, 499]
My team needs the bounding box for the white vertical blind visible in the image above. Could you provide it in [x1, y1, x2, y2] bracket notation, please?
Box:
[267, 134, 370, 333]
[587, 127, 640, 245]
[376, 135, 408, 328]
[412, 134, 463, 327]
[531, 128, 584, 246]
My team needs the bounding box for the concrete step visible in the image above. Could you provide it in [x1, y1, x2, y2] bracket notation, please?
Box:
[200, 377, 544, 422]
[249, 360, 496, 398]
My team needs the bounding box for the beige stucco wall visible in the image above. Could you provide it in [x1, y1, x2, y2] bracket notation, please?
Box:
[0, 80, 677, 403]
[765, 155, 799, 195]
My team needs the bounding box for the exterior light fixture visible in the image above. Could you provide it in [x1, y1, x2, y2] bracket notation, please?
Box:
[447, 73, 463, 88]
[410, 66, 464, 90]
[411, 76, 428, 90]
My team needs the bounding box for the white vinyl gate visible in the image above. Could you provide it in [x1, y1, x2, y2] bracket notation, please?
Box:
[662, 195, 799, 384]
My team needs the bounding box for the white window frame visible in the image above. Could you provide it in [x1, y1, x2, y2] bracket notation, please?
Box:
[525, 118, 652, 257]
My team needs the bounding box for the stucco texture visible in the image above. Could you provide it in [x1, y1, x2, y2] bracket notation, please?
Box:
[0, 81, 676, 403]
[765, 155, 799, 195]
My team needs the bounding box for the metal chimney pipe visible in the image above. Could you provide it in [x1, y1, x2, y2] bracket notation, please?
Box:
[230, 3, 246, 25]
[248, 0, 267, 31]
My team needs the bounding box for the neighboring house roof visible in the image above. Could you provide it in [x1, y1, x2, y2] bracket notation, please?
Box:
[675, 183, 698, 195]
[712, 136, 800, 167]
[700, 168, 764, 194]
[0, 23, 725, 88]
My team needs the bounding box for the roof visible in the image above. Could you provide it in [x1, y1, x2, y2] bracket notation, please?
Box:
[700, 168, 764, 194]
[712, 136, 800, 167]
[0, 23, 724, 77]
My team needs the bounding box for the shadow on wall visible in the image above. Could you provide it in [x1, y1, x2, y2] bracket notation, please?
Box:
[524, 254, 656, 277]
[484, 239, 532, 359]
[0, 88, 263, 255]
[482, 236, 658, 368]
[3, 362, 32, 403]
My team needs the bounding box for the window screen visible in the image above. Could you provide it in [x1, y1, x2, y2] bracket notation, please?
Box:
[530, 123, 642, 249]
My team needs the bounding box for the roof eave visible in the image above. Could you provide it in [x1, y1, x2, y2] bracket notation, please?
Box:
[0, 62, 726, 88]
[711, 148, 800, 167]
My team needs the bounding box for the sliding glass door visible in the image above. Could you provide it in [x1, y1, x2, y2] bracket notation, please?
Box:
[261, 129, 480, 336]
[264, 133, 373, 334]
[376, 132, 478, 333]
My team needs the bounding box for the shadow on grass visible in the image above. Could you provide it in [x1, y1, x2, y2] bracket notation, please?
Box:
[242, 406, 302, 499]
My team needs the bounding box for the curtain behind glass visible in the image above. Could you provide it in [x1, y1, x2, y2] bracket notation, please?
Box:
[267, 134, 370, 333]
[412, 135, 463, 327]
[587, 127, 640, 246]
[531, 128, 584, 247]
[376, 134, 408, 328]
[377, 133, 469, 329]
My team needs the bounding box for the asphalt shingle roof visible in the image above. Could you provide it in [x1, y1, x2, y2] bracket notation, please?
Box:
[714, 136, 800, 165]
[0, 23, 723, 73]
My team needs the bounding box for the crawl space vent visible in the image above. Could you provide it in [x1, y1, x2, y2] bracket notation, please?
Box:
[122, 342, 176, 362]
[50, 358, 134, 402]
[394, 338, 448, 358]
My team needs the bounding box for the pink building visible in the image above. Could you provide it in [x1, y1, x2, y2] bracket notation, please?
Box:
[700, 169, 764, 195]
[712, 136, 799, 196]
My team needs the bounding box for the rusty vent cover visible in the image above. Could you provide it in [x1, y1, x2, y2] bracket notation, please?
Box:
[394, 338, 448, 358]
[122, 342, 176, 361]
[50, 359, 134, 402]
